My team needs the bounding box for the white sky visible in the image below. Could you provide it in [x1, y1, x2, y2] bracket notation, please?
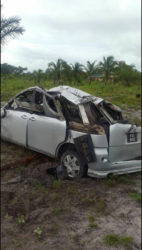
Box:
[1, 0, 141, 72]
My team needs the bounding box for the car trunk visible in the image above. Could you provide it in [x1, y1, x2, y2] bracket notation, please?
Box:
[87, 101, 141, 163]
[109, 123, 141, 162]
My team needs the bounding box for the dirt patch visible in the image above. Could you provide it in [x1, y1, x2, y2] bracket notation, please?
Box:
[121, 106, 141, 125]
[1, 140, 141, 250]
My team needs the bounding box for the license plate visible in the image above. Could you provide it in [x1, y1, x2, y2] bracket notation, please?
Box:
[127, 133, 137, 142]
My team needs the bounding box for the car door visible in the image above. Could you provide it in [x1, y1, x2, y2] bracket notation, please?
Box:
[1, 109, 30, 146]
[1, 90, 34, 146]
[27, 92, 66, 156]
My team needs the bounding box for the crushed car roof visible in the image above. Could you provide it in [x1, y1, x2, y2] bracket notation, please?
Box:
[49, 86, 103, 105]
[10, 86, 103, 106]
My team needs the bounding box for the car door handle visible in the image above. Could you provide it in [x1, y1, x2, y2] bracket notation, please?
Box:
[30, 117, 36, 121]
[21, 115, 28, 119]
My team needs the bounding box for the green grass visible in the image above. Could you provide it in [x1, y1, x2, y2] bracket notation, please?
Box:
[88, 213, 95, 222]
[90, 222, 98, 228]
[104, 233, 133, 248]
[54, 207, 62, 216]
[79, 81, 141, 110]
[129, 192, 141, 203]
[88, 213, 98, 228]
[16, 215, 25, 225]
[94, 199, 106, 214]
[81, 194, 96, 205]
[35, 182, 49, 195]
[34, 226, 43, 238]
[1, 76, 141, 110]
[52, 180, 62, 190]
[105, 174, 135, 187]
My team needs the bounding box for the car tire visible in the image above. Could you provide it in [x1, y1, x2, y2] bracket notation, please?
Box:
[60, 150, 87, 179]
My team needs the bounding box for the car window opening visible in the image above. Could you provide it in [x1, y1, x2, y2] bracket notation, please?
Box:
[16, 91, 33, 103]
[9, 91, 34, 112]
[35, 91, 43, 105]
[62, 99, 82, 124]
[103, 101, 123, 121]
[46, 96, 57, 113]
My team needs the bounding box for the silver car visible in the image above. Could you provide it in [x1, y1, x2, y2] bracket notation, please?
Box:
[1, 85, 141, 178]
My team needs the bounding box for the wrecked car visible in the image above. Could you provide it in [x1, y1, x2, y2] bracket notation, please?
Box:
[1, 85, 141, 179]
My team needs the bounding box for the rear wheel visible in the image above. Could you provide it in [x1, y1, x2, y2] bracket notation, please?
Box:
[60, 150, 87, 179]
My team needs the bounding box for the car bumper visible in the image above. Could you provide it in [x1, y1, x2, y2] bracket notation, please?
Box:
[87, 160, 141, 178]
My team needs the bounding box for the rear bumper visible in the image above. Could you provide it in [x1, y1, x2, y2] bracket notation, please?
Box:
[87, 135, 141, 178]
[88, 160, 141, 178]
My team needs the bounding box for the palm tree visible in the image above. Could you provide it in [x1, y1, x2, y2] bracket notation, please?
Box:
[99, 56, 117, 84]
[71, 62, 84, 84]
[33, 69, 43, 85]
[48, 59, 64, 84]
[85, 60, 97, 85]
[1, 16, 25, 45]
[61, 60, 72, 82]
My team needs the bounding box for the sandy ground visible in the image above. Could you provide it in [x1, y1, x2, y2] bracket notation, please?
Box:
[1, 140, 141, 250]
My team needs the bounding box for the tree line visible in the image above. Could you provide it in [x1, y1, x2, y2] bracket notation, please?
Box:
[1, 56, 141, 87]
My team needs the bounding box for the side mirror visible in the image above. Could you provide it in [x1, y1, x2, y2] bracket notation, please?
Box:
[1, 108, 6, 118]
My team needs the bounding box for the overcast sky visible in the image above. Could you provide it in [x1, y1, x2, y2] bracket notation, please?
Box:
[1, 0, 141, 72]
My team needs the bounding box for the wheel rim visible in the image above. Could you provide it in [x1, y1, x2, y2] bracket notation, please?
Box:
[62, 154, 80, 178]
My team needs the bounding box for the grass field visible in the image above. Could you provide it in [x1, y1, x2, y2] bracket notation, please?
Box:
[1, 76, 141, 110]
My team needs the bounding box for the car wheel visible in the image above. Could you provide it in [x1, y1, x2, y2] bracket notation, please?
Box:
[60, 150, 87, 179]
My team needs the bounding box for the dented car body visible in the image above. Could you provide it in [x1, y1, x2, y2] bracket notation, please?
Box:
[1, 86, 141, 178]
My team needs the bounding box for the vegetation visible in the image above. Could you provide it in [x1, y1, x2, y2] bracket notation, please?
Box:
[99, 56, 118, 84]
[105, 174, 136, 187]
[16, 215, 25, 225]
[88, 213, 98, 228]
[48, 59, 64, 85]
[85, 60, 97, 85]
[104, 233, 133, 248]
[117, 61, 140, 86]
[1, 56, 141, 112]
[33, 226, 43, 238]
[1, 6, 25, 45]
[88, 213, 95, 222]
[71, 62, 84, 84]
[54, 207, 62, 216]
[129, 192, 141, 203]
[1, 56, 141, 85]
[52, 180, 62, 190]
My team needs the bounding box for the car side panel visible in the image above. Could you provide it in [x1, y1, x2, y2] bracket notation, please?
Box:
[27, 114, 66, 156]
[1, 110, 29, 146]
